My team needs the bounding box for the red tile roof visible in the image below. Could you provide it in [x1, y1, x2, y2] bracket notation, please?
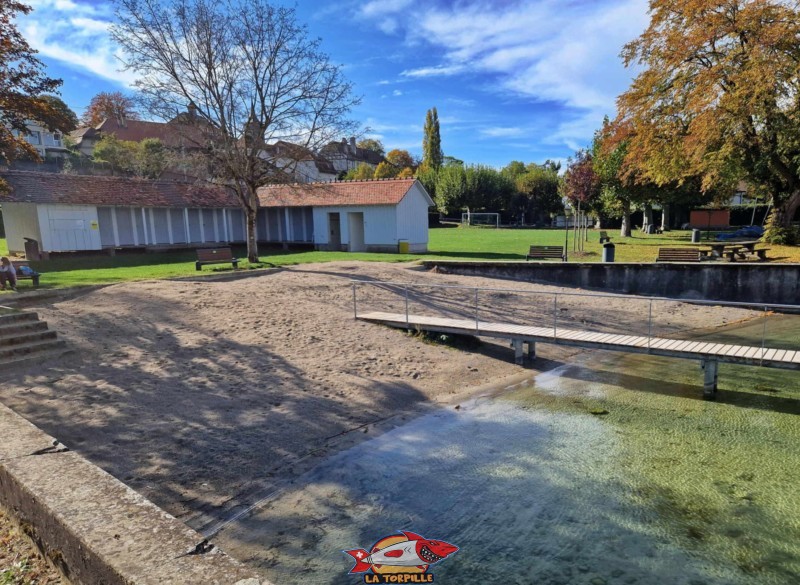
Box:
[94, 117, 207, 148]
[0, 171, 238, 208]
[258, 178, 418, 207]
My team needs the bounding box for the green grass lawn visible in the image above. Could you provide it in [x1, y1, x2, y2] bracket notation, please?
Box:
[0, 227, 797, 292]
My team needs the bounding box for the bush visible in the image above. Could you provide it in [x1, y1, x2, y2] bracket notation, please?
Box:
[762, 208, 799, 244]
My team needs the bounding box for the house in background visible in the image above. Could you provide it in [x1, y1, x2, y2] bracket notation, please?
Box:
[70, 114, 340, 184]
[68, 112, 207, 157]
[321, 137, 385, 174]
[0, 171, 432, 256]
[9, 122, 69, 160]
[257, 141, 338, 184]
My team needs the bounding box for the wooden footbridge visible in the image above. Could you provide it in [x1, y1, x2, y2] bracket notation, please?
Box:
[352, 282, 800, 399]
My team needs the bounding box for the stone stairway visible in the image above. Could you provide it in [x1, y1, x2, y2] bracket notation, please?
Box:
[0, 310, 68, 367]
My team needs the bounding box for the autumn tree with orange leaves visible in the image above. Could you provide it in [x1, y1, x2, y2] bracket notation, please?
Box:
[0, 1, 73, 187]
[616, 0, 800, 240]
[81, 91, 140, 127]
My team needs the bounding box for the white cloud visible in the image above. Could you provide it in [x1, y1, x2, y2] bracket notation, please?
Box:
[480, 126, 524, 138]
[361, 0, 414, 18]
[364, 0, 649, 150]
[21, 0, 136, 87]
[401, 64, 466, 78]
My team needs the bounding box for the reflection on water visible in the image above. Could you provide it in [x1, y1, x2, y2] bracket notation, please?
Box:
[220, 317, 800, 585]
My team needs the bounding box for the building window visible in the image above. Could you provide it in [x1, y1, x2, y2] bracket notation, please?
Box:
[27, 131, 41, 145]
[52, 133, 62, 147]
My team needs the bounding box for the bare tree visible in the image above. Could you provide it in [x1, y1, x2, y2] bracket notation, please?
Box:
[111, 0, 359, 261]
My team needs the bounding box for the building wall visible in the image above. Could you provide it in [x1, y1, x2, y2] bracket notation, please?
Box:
[2, 203, 42, 254]
[396, 185, 431, 252]
[256, 207, 313, 243]
[312, 205, 396, 250]
[95, 206, 241, 248]
[689, 209, 730, 228]
[37, 204, 102, 251]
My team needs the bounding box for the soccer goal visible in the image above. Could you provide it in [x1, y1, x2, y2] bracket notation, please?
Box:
[461, 212, 500, 228]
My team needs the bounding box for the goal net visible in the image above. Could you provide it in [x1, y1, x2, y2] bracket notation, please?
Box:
[461, 212, 500, 228]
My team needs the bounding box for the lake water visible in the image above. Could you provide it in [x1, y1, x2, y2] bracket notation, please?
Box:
[219, 317, 800, 585]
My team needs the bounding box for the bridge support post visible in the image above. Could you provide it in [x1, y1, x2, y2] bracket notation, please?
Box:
[526, 341, 536, 361]
[701, 359, 718, 400]
[513, 339, 524, 365]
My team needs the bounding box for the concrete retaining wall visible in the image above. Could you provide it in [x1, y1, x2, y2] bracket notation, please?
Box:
[422, 261, 800, 305]
[0, 403, 265, 585]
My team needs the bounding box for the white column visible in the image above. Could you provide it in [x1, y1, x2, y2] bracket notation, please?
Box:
[199, 209, 206, 242]
[166, 208, 174, 244]
[183, 209, 191, 243]
[284, 208, 292, 242]
[131, 208, 139, 246]
[111, 207, 120, 246]
[213, 209, 220, 242]
[148, 208, 156, 245]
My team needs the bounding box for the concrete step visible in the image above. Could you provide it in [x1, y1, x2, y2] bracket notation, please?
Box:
[0, 319, 49, 338]
[0, 329, 57, 348]
[0, 347, 72, 369]
[0, 338, 67, 361]
[0, 311, 39, 326]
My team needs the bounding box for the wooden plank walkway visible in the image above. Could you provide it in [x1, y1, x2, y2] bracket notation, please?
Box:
[357, 311, 800, 372]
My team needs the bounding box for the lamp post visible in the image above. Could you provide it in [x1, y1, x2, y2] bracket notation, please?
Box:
[564, 205, 571, 262]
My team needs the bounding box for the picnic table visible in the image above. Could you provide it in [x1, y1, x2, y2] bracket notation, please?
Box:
[702, 240, 769, 261]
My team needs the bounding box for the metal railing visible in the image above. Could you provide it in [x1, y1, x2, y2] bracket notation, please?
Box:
[352, 280, 800, 364]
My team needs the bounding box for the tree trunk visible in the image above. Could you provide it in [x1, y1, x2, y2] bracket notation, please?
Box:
[778, 190, 800, 227]
[642, 203, 653, 232]
[661, 203, 671, 231]
[620, 200, 632, 237]
[245, 206, 259, 263]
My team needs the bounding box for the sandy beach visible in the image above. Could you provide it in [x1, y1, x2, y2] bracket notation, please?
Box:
[0, 262, 758, 534]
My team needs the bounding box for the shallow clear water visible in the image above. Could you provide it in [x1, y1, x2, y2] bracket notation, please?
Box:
[220, 317, 800, 585]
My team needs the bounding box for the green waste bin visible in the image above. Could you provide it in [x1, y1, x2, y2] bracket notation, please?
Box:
[398, 240, 409, 254]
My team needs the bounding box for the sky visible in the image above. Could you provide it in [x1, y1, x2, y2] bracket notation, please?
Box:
[19, 0, 651, 168]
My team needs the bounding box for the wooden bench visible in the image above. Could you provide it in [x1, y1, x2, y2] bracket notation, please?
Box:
[656, 248, 701, 262]
[11, 260, 41, 287]
[526, 245, 565, 261]
[599, 230, 612, 243]
[195, 247, 240, 271]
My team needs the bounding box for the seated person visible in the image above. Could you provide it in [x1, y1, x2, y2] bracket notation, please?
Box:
[0, 257, 17, 291]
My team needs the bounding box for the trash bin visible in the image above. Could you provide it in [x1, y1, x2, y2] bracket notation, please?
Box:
[602, 242, 615, 262]
[23, 237, 40, 260]
[398, 240, 409, 254]
[691, 229, 701, 243]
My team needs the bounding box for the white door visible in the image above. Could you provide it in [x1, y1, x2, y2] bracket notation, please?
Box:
[41, 205, 101, 251]
[348, 212, 365, 252]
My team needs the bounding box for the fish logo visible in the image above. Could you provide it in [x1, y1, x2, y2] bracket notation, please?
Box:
[344, 530, 458, 582]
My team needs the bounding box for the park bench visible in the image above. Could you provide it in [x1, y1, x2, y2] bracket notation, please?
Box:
[526, 245, 565, 261]
[195, 247, 240, 271]
[11, 260, 41, 287]
[599, 230, 612, 243]
[656, 248, 702, 262]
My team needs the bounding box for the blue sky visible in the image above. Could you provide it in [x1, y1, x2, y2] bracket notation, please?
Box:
[20, 0, 650, 168]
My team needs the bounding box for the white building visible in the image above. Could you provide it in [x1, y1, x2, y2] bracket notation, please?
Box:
[258, 178, 433, 252]
[0, 172, 432, 256]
